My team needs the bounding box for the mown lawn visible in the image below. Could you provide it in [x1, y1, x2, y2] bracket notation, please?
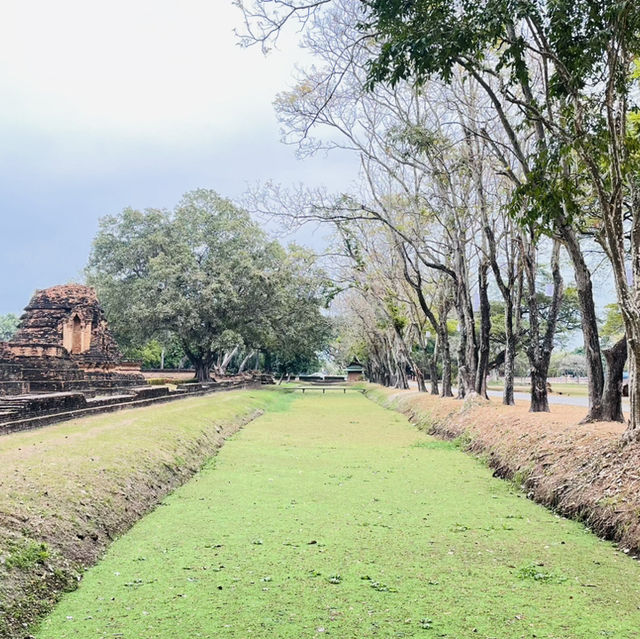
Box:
[36, 392, 640, 639]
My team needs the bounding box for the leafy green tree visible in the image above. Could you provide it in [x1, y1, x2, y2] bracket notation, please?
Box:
[600, 304, 625, 346]
[88, 190, 332, 381]
[123, 337, 187, 370]
[260, 247, 334, 379]
[550, 352, 588, 378]
[88, 190, 272, 380]
[0, 313, 19, 341]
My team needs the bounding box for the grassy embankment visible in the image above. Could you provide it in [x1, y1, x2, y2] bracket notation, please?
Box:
[0, 389, 289, 638]
[36, 392, 640, 639]
[365, 384, 640, 556]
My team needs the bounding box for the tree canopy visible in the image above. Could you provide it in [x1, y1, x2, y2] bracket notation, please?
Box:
[233, 0, 640, 434]
[87, 189, 333, 381]
[0, 313, 19, 342]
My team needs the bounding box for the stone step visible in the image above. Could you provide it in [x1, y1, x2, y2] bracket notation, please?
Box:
[0, 402, 28, 409]
[0, 394, 87, 416]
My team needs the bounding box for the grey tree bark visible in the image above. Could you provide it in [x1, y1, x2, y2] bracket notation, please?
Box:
[601, 337, 628, 423]
[524, 239, 564, 412]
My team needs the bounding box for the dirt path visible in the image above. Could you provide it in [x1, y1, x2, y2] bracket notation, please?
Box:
[36, 392, 640, 638]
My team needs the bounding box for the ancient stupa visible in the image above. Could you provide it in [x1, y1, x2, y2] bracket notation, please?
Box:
[0, 284, 144, 395]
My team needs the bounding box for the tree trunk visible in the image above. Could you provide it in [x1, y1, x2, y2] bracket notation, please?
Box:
[503, 305, 516, 406]
[390, 319, 423, 393]
[238, 350, 255, 374]
[601, 336, 627, 423]
[416, 369, 427, 392]
[525, 238, 563, 413]
[481, 216, 521, 406]
[530, 366, 550, 412]
[560, 225, 607, 421]
[455, 304, 468, 399]
[438, 317, 453, 397]
[384, 341, 397, 387]
[451, 231, 478, 399]
[394, 354, 408, 389]
[429, 339, 439, 395]
[457, 369, 467, 399]
[409, 356, 425, 392]
[625, 330, 640, 441]
[503, 337, 515, 406]
[475, 262, 491, 398]
[219, 344, 240, 375]
[181, 342, 210, 382]
[600, 243, 640, 431]
[194, 359, 211, 383]
[461, 297, 478, 395]
[429, 363, 439, 394]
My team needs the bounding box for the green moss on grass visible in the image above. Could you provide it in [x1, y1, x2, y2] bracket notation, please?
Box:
[0, 389, 291, 638]
[35, 393, 640, 639]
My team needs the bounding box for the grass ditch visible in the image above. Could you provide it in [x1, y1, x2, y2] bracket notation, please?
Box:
[35, 392, 640, 638]
[363, 384, 640, 557]
[0, 389, 291, 638]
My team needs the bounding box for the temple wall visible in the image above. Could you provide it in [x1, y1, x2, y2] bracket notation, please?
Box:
[61, 316, 93, 354]
[0, 285, 144, 396]
[3, 343, 68, 358]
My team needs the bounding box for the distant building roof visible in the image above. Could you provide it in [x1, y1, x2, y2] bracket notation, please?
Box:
[346, 360, 364, 372]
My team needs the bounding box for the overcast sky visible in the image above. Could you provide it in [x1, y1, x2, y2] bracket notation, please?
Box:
[0, 0, 357, 314]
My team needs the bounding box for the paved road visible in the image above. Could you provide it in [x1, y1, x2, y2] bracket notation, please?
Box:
[487, 388, 591, 406]
[411, 381, 630, 411]
[486, 388, 631, 411]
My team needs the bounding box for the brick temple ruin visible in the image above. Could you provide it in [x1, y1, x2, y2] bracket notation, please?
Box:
[0, 284, 264, 433]
[0, 284, 145, 396]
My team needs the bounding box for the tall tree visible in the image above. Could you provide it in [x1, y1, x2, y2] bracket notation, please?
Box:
[260, 246, 335, 379]
[88, 189, 331, 382]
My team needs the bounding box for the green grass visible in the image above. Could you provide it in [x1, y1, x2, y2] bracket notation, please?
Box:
[35, 393, 640, 639]
[4, 541, 50, 570]
[0, 389, 293, 637]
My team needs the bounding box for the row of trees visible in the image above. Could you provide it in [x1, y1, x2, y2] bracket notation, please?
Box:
[87, 189, 333, 381]
[236, 0, 640, 441]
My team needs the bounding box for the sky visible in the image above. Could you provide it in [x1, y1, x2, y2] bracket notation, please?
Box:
[0, 0, 357, 314]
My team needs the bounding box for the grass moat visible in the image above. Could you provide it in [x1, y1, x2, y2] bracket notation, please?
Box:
[34, 391, 640, 639]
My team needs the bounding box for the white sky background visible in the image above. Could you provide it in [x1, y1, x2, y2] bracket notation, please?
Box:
[0, 0, 357, 314]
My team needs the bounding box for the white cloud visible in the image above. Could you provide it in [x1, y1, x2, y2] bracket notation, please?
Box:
[0, 0, 303, 140]
[0, 0, 359, 314]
